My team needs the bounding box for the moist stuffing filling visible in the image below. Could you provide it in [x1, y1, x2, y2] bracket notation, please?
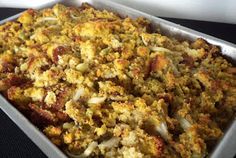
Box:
[0, 3, 236, 158]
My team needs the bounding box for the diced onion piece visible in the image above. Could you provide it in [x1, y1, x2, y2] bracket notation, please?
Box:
[177, 117, 191, 130]
[88, 96, 106, 104]
[63, 122, 74, 129]
[73, 88, 85, 101]
[37, 17, 57, 23]
[30, 34, 36, 39]
[98, 137, 120, 149]
[66, 141, 98, 158]
[150, 46, 171, 53]
[76, 63, 89, 72]
[155, 122, 169, 141]
[83, 141, 98, 157]
[70, 14, 79, 19]
[141, 35, 148, 46]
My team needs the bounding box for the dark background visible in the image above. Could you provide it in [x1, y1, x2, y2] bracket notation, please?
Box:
[0, 8, 236, 158]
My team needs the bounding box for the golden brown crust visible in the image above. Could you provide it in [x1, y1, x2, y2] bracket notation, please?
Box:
[0, 3, 235, 158]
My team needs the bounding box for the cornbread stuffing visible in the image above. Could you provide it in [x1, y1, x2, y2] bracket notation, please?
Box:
[0, 3, 236, 158]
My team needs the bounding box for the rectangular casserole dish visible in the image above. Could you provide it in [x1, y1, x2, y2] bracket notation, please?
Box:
[0, 0, 235, 157]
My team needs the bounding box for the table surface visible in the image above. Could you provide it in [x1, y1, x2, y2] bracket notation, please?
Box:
[0, 8, 236, 158]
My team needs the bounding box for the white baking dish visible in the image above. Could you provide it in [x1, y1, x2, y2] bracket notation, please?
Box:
[0, 0, 235, 157]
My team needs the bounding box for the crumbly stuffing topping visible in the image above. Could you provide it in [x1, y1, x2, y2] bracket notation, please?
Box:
[0, 3, 236, 158]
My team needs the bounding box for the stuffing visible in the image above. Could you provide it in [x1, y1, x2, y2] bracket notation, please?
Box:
[0, 3, 235, 158]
